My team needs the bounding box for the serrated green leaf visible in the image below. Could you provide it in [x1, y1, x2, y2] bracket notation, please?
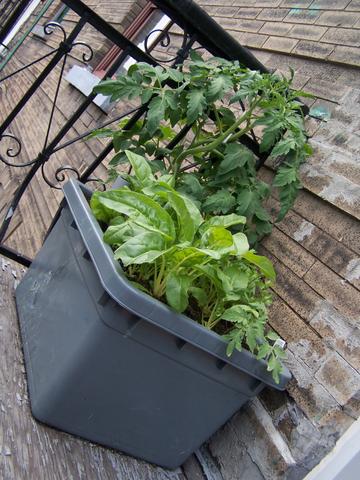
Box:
[236, 189, 255, 216]
[202, 190, 236, 214]
[164, 89, 178, 110]
[254, 205, 271, 222]
[217, 143, 254, 176]
[147, 95, 166, 135]
[218, 107, 236, 128]
[257, 343, 270, 359]
[276, 180, 301, 221]
[186, 89, 207, 124]
[243, 251, 276, 281]
[273, 163, 299, 187]
[167, 68, 184, 83]
[207, 75, 233, 102]
[226, 340, 236, 357]
[221, 305, 249, 323]
[271, 137, 297, 158]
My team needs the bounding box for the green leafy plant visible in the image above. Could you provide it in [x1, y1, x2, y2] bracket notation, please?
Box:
[91, 151, 286, 383]
[93, 52, 312, 244]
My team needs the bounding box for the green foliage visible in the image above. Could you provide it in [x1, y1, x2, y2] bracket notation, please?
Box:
[91, 152, 286, 383]
[92, 53, 312, 243]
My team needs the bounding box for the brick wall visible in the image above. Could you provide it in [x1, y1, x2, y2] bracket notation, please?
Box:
[195, 0, 360, 67]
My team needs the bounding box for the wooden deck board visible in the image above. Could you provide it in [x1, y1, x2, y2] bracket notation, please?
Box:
[0, 259, 188, 480]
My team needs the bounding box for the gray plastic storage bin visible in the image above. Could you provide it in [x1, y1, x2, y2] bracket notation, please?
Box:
[15, 179, 291, 469]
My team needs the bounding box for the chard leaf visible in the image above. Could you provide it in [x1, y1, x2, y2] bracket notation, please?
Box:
[92, 189, 176, 241]
[125, 150, 155, 187]
[103, 220, 146, 245]
[91, 191, 120, 223]
[114, 231, 166, 265]
[201, 226, 234, 254]
[195, 264, 223, 290]
[232, 232, 249, 256]
[145, 182, 203, 243]
[223, 265, 249, 291]
[165, 272, 192, 312]
[200, 213, 246, 233]
[189, 287, 208, 307]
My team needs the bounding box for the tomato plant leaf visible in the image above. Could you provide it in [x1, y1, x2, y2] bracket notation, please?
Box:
[186, 89, 207, 124]
[243, 251, 276, 281]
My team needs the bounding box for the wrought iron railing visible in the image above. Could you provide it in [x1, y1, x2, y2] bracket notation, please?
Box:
[0, 0, 307, 267]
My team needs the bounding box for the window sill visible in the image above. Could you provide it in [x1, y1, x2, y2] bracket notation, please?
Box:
[65, 65, 111, 113]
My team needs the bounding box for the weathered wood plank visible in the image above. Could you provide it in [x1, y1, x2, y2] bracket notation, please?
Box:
[0, 259, 186, 480]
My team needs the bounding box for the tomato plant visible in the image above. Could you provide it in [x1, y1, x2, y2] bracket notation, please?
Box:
[92, 52, 312, 244]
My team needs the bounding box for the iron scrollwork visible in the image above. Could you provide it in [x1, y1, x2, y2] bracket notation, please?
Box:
[72, 41, 94, 62]
[144, 23, 193, 65]
[41, 164, 81, 190]
[44, 21, 67, 42]
[41, 163, 105, 191]
[0, 133, 36, 167]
